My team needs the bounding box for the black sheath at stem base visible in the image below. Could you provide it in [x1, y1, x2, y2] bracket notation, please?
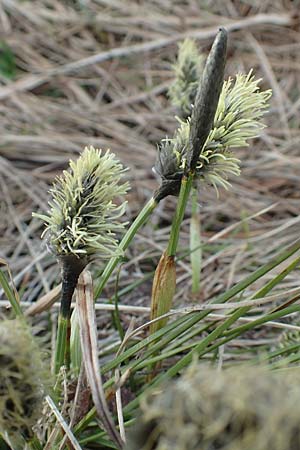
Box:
[59, 254, 88, 319]
[54, 254, 88, 374]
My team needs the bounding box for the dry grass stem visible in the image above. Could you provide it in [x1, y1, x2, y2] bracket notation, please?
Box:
[45, 395, 83, 450]
[76, 270, 123, 448]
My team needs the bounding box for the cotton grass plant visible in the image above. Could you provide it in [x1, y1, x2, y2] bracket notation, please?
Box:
[33, 146, 129, 374]
[32, 26, 272, 381]
[166, 38, 271, 294]
[150, 30, 272, 334]
[148, 28, 227, 336]
[94, 30, 271, 306]
[168, 38, 205, 294]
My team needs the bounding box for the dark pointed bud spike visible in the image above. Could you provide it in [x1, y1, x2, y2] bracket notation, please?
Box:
[187, 28, 227, 172]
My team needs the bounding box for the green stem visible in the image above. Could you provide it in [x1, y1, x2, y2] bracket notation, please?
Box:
[54, 255, 86, 375]
[100, 239, 300, 375]
[148, 174, 193, 341]
[154, 253, 300, 383]
[252, 341, 300, 368]
[27, 437, 43, 450]
[116, 254, 300, 418]
[94, 196, 158, 298]
[167, 174, 194, 257]
[70, 196, 158, 373]
[207, 302, 300, 357]
[0, 270, 23, 317]
[54, 315, 69, 375]
[190, 187, 201, 293]
[112, 268, 125, 341]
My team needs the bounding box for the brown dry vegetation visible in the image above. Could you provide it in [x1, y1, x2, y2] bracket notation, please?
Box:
[0, 0, 300, 355]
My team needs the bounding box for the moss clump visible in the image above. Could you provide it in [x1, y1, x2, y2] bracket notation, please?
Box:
[126, 365, 300, 450]
[0, 319, 48, 442]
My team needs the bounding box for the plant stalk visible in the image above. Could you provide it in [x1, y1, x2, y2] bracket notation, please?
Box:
[54, 255, 86, 375]
[157, 253, 300, 383]
[70, 195, 159, 373]
[94, 196, 158, 298]
[190, 187, 201, 294]
[167, 174, 194, 257]
[0, 270, 23, 317]
[149, 174, 194, 340]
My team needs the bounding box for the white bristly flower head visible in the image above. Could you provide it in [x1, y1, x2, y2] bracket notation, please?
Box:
[33, 146, 129, 259]
[165, 70, 272, 192]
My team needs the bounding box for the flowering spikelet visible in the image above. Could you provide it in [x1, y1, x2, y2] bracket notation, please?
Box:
[156, 70, 271, 192]
[168, 39, 203, 118]
[174, 117, 242, 190]
[206, 70, 272, 151]
[33, 146, 129, 259]
[126, 365, 300, 450]
[0, 319, 47, 442]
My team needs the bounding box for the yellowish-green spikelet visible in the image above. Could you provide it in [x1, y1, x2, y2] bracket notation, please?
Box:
[207, 70, 272, 151]
[161, 70, 271, 192]
[33, 146, 129, 259]
[168, 39, 204, 117]
[0, 319, 48, 443]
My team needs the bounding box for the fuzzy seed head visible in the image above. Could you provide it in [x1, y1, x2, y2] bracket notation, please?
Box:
[33, 146, 129, 259]
[127, 365, 300, 450]
[0, 319, 47, 441]
[168, 39, 204, 118]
